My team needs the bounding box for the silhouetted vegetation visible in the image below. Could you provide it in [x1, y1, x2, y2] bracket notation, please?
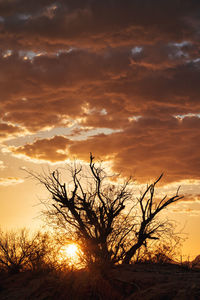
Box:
[26, 153, 183, 268]
[2, 153, 195, 298]
[0, 229, 54, 274]
[0, 226, 199, 299]
[0, 229, 199, 300]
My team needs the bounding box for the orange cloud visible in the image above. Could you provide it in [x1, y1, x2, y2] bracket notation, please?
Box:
[10, 136, 71, 163]
[0, 122, 24, 140]
[7, 115, 200, 184]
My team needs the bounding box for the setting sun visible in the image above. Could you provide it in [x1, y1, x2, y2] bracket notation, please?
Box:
[63, 244, 79, 258]
[59, 243, 84, 268]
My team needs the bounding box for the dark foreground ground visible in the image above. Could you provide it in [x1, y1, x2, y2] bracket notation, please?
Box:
[0, 263, 200, 299]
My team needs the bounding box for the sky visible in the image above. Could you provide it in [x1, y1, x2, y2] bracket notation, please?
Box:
[0, 0, 200, 258]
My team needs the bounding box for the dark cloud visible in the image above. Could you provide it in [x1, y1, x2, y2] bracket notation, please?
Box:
[0, 47, 200, 133]
[0, 0, 199, 50]
[0, 0, 199, 187]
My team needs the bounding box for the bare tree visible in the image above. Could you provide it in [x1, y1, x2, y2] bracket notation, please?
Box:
[0, 229, 51, 273]
[27, 154, 183, 266]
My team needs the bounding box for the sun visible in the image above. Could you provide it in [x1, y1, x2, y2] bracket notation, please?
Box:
[64, 243, 79, 258]
[59, 243, 84, 268]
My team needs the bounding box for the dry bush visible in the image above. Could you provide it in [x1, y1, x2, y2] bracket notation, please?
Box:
[37, 268, 123, 300]
[133, 231, 184, 265]
[0, 229, 55, 273]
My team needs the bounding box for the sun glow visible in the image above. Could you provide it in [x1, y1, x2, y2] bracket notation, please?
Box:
[59, 243, 84, 268]
[64, 243, 79, 258]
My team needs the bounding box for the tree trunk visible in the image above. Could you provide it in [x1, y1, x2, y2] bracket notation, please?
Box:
[123, 241, 143, 264]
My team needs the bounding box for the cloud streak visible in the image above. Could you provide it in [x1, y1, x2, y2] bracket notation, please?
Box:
[0, 177, 24, 186]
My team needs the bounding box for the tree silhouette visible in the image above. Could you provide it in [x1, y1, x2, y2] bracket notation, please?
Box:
[28, 154, 183, 266]
[0, 229, 50, 273]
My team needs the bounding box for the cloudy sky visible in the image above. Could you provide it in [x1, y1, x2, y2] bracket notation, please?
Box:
[0, 0, 200, 257]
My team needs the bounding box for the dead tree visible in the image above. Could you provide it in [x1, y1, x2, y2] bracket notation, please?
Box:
[27, 153, 183, 265]
[123, 174, 182, 264]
